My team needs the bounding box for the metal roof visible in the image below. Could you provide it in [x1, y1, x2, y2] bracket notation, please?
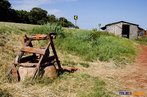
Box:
[101, 21, 139, 30]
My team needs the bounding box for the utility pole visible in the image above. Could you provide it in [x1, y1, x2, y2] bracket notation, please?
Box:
[98, 24, 101, 31]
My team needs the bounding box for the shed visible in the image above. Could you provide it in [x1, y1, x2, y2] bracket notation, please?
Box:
[101, 21, 144, 39]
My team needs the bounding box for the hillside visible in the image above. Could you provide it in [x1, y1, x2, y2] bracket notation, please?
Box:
[0, 22, 139, 97]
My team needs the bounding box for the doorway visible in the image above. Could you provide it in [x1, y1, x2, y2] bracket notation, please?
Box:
[122, 25, 130, 38]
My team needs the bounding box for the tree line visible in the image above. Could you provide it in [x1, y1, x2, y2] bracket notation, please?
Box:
[0, 0, 76, 28]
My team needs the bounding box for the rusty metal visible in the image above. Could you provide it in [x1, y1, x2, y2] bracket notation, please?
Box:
[7, 33, 62, 81]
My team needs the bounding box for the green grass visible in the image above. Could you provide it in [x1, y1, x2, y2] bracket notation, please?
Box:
[55, 30, 137, 64]
[30, 23, 64, 35]
[136, 36, 147, 45]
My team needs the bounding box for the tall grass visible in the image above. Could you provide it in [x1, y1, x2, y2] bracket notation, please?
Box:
[55, 30, 137, 64]
[30, 23, 63, 35]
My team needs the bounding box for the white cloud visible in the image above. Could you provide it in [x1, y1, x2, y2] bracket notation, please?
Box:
[10, 0, 77, 17]
[46, 9, 62, 17]
[10, 0, 77, 11]
[10, 0, 52, 11]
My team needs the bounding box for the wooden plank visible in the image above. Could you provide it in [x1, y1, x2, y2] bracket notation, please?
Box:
[21, 47, 45, 55]
[15, 39, 32, 64]
[31, 34, 48, 40]
[19, 63, 37, 67]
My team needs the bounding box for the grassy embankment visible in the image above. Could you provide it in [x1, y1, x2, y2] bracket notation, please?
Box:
[0, 22, 138, 97]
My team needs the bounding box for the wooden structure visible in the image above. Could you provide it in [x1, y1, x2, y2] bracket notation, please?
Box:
[7, 33, 62, 81]
[101, 21, 144, 39]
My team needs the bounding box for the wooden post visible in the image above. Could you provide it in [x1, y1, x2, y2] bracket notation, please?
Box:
[49, 33, 62, 70]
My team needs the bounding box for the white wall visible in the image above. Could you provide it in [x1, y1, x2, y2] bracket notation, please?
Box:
[106, 23, 122, 37]
[129, 25, 138, 39]
[105, 22, 138, 39]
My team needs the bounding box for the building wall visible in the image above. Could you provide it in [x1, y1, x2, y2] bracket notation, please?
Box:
[105, 22, 138, 39]
[129, 25, 138, 39]
[106, 23, 122, 37]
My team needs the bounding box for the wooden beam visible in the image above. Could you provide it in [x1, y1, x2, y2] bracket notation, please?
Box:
[19, 63, 37, 67]
[21, 47, 45, 55]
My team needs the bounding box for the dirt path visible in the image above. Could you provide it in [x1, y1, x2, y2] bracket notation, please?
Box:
[122, 45, 147, 96]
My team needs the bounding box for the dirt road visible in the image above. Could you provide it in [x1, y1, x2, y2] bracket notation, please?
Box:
[122, 45, 147, 96]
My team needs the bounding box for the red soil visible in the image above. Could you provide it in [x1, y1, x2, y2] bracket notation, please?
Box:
[122, 45, 147, 95]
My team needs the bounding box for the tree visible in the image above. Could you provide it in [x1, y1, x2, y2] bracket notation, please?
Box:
[0, 0, 11, 21]
[59, 17, 68, 27]
[29, 7, 48, 24]
[67, 21, 75, 28]
[58, 17, 75, 28]
[47, 15, 57, 23]
[8, 8, 18, 22]
[16, 10, 30, 23]
[0, 1, 75, 28]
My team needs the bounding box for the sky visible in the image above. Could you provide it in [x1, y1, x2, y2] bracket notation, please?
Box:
[9, 0, 147, 29]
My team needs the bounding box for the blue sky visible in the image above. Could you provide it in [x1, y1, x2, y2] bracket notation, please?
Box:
[10, 0, 147, 29]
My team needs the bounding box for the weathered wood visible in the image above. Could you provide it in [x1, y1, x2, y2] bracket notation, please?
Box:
[32, 41, 51, 79]
[31, 34, 48, 40]
[19, 63, 37, 67]
[9, 33, 63, 81]
[24, 34, 48, 40]
[15, 38, 32, 63]
[32, 55, 44, 79]
[49, 33, 62, 69]
[21, 47, 45, 55]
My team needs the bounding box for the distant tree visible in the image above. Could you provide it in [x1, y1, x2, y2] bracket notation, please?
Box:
[15, 10, 30, 23]
[47, 15, 57, 23]
[0, 0, 11, 21]
[29, 7, 48, 24]
[75, 26, 79, 29]
[59, 17, 68, 27]
[0, 1, 75, 28]
[67, 21, 75, 28]
[58, 17, 75, 27]
[8, 8, 18, 22]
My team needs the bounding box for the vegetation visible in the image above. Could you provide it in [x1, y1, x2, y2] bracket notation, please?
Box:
[0, 0, 75, 28]
[22, 73, 115, 97]
[55, 30, 137, 65]
[136, 36, 147, 45]
[0, 22, 138, 97]
[28, 23, 137, 64]
[0, 89, 12, 97]
[30, 23, 63, 35]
